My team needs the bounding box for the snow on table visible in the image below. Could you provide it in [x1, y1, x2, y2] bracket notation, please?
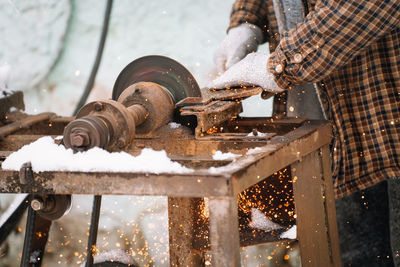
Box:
[2, 136, 194, 174]
[212, 150, 240, 160]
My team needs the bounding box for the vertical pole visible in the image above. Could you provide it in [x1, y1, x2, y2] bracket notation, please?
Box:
[320, 145, 342, 266]
[85, 195, 102, 267]
[168, 197, 204, 267]
[208, 196, 241, 267]
[291, 149, 341, 266]
[20, 196, 51, 267]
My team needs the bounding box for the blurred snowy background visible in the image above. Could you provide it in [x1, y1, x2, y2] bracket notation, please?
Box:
[0, 0, 284, 266]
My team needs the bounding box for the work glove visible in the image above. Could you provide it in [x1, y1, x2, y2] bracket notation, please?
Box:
[208, 52, 283, 93]
[214, 23, 263, 73]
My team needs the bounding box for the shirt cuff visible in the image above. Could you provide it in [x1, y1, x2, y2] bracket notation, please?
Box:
[267, 34, 325, 89]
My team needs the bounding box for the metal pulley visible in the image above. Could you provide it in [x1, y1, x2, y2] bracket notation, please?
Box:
[31, 195, 72, 221]
[63, 55, 201, 152]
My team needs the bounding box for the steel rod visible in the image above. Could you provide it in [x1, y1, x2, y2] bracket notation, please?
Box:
[20, 197, 36, 267]
[85, 195, 102, 267]
[0, 113, 55, 139]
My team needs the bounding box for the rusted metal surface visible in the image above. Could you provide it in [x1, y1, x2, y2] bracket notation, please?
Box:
[177, 87, 262, 106]
[64, 81, 177, 151]
[0, 112, 339, 266]
[292, 147, 342, 267]
[181, 100, 243, 138]
[0, 112, 56, 139]
[168, 197, 205, 266]
[117, 82, 174, 135]
[208, 196, 241, 267]
[0, 120, 330, 196]
[0, 91, 25, 118]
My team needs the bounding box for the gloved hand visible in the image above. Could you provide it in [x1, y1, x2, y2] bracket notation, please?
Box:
[213, 23, 263, 73]
[208, 52, 283, 93]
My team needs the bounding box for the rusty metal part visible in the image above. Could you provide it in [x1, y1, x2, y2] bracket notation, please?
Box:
[127, 104, 147, 125]
[176, 87, 263, 107]
[31, 195, 71, 221]
[0, 91, 25, 119]
[64, 100, 136, 151]
[0, 112, 56, 139]
[21, 202, 51, 267]
[63, 82, 177, 150]
[117, 82, 174, 135]
[112, 55, 201, 102]
[180, 100, 243, 138]
[0, 114, 341, 266]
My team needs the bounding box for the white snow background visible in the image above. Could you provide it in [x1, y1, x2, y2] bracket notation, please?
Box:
[0, 1, 288, 266]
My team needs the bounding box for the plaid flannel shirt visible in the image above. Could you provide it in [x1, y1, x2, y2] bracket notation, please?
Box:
[229, 0, 400, 198]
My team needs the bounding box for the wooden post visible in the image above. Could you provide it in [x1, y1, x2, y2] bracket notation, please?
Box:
[292, 148, 341, 267]
[168, 197, 204, 267]
[208, 196, 241, 267]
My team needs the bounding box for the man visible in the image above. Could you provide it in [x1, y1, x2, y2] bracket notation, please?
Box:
[210, 0, 400, 265]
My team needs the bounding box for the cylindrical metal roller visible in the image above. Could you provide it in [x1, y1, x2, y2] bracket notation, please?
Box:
[117, 82, 175, 135]
[64, 100, 137, 151]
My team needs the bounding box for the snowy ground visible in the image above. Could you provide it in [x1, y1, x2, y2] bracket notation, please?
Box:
[0, 1, 295, 266]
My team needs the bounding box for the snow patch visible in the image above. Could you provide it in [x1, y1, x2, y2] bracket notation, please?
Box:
[246, 147, 262, 154]
[249, 208, 283, 232]
[80, 249, 137, 267]
[168, 122, 181, 129]
[280, 225, 297, 239]
[247, 130, 267, 137]
[212, 150, 240, 160]
[2, 136, 193, 174]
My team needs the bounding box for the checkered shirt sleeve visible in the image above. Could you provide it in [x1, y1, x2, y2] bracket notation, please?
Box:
[267, 0, 400, 89]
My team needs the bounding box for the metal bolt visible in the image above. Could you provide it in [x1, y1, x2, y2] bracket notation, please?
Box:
[31, 199, 44, 211]
[94, 102, 103, 111]
[70, 132, 90, 147]
[71, 135, 84, 146]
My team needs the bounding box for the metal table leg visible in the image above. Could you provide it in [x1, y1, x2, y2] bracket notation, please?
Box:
[208, 196, 241, 267]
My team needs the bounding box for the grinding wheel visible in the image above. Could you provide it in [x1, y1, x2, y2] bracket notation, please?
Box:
[112, 55, 201, 103]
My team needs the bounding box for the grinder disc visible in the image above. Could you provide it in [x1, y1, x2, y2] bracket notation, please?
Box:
[112, 55, 201, 103]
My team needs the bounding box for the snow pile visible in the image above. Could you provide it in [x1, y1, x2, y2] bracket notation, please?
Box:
[2, 136, 194, 174]
[80, 249, 137, 267]
[212, 150, 240, 160]
[280, 225, 297, 239]
[248, 208, 297, 240]
[246, 147, 262, 154]
[247, 130, 267, 137]
[249, 208, 283, 232]
[168, 122, 181, 129]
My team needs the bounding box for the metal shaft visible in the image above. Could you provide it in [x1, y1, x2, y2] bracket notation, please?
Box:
[127, 104, 148, 126]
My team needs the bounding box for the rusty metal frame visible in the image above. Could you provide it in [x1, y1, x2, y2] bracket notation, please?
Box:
[0, 113, 340, 266]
